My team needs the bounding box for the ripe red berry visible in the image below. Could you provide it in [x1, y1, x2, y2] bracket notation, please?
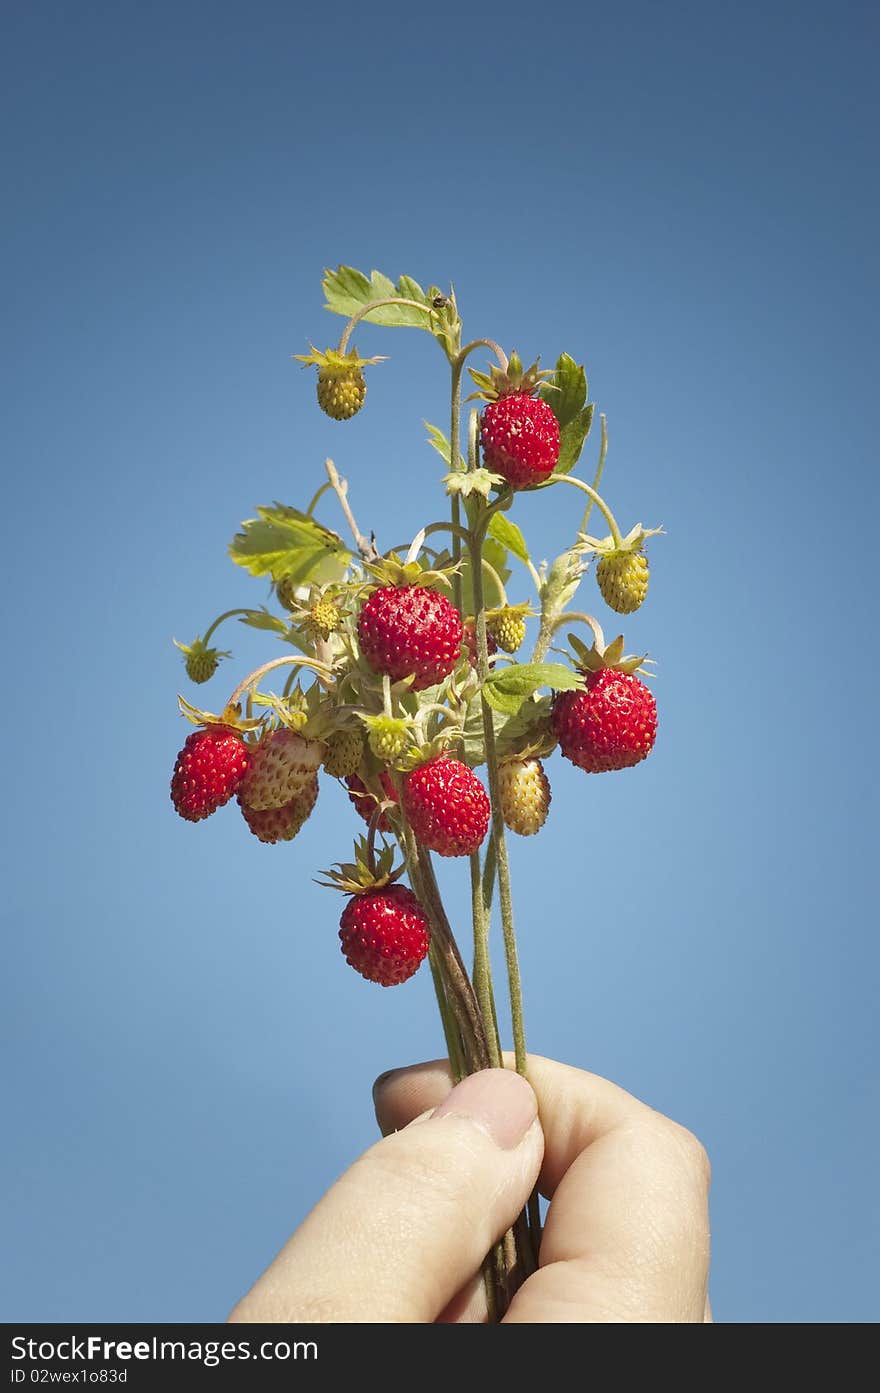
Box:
[481, 393, 560, 490]
[339, 884, 431, 986]
[170, 726, 249, 822]
[402, 755, 490, 857]
[357, 586, 463, 691]
[345, 772, 398, 831]
[552, 669, 657, 773]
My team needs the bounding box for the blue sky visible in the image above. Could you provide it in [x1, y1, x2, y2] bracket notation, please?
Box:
[3, 0, 877, 1323]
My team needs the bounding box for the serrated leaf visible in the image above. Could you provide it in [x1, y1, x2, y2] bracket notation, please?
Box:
[483, 662, 583, 715]
[488, 513, 530, 564]
[322, 266, 437, 331]
[556, 402, 595, 475]
[425, 421, 455, 467]
[229, 503, 352, 586]
[238, 607, 290, 635]
[541, 353, 588, 428]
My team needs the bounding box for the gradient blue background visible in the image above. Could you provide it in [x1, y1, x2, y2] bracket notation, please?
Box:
[3, 0, 876, 1324]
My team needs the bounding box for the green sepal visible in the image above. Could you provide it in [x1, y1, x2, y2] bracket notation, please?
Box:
[444, 468, 504, 499]
[316, 835, 404, 894]
[567, 630, 653, 676]
[229, 503, 352, 585]
[578, 523, 664, 557]
[176, 693, 264, 733]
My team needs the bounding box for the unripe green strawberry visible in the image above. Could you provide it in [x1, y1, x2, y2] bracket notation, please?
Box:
[293, 346, 385, 421]
[596, 551, 650, 614]
[498, 758, 551, 836]
[366, 717, 409, 762]
[488, 607, 528, 654]
[275, 573, 299, 612]
[323, 729, 365, 779]
[317, 367, 366, 420]
[579, 525, 662, 616]
[174, 636, 229, 685]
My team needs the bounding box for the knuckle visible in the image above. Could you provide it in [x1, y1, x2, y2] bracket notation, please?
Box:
[660, 1118, 712, 1187]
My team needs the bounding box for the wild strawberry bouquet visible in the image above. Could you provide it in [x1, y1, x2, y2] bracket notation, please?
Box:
[169, 268, 661, 1317]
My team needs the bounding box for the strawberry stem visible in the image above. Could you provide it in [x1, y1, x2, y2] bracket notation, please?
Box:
[470, 851, 503, 1069]
[546, 470, 623, 547]
[202, 609, 254, 645]
[578, 413, 609, 536]
[338, 297, 444, 355]
[227, 655, 333, 708]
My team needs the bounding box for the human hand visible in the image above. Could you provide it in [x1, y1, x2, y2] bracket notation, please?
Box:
[230, 1056, 711, 1323]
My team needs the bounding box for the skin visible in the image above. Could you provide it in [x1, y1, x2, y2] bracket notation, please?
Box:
[230, 1055, 712, 1324]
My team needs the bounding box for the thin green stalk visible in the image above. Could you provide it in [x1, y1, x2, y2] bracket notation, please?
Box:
[401, 823, 490, 1072]
[465, 405, 529, 1077]
[579, 412, 609, 535]
[547, 468, 622, 545]
[202, 609, 253, 645]
[470, 852, 502, 1068]
[428, 944, 466, 1084]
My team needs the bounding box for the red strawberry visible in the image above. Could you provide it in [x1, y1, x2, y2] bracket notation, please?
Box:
[402, 755, 490, 857]
[339, 884, 431, 986]
[357, 586, 463, 691]
[238, 775, 319, 844]
[170, 725, 249, 822]
[345, 772, 398, 831]
[481, 392, 560, 490]
[552, 669, 657, 772]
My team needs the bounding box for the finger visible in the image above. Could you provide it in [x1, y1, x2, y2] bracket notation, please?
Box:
[375, 1053, 639, 1194]
[375, 1055, 711, 1324]
[230, 1068, 543, 1324]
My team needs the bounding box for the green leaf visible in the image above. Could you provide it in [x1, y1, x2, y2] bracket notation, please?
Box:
[238, 607, 290, 635]
[541, 353, 587, 427]
[557, 402, 595, 475]
[540, 354, 594, 475]
[488, 513, 530, 564]
[229, 503, 352, 586]
[426, 420, 466, 471]
[322, 267, 436, 331]
[482, 662, 583, 714]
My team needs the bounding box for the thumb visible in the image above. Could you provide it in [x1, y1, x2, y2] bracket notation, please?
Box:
[230, 1068, 542, 1323]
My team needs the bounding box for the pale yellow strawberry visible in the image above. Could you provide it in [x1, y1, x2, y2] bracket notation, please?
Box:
[498, 758, 551, 836]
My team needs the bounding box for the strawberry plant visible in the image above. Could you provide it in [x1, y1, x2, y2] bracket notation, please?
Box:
[169, 266, 663, 1318]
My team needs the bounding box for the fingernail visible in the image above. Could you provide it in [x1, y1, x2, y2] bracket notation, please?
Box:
[431, 1068, 537, 1149]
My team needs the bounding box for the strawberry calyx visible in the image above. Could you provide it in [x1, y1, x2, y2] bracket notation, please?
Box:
[292, 345, 387, 374]
[317, 836, 405, 895]
[567, 619, 653, 677]
[578, 522, 664, 560]
[466, 350, 555, 403]
[362, 550, 459, 592]
[176, 693, 264, 734]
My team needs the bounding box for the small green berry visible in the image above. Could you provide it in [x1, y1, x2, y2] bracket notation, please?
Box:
[323, 729, 365, 779]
